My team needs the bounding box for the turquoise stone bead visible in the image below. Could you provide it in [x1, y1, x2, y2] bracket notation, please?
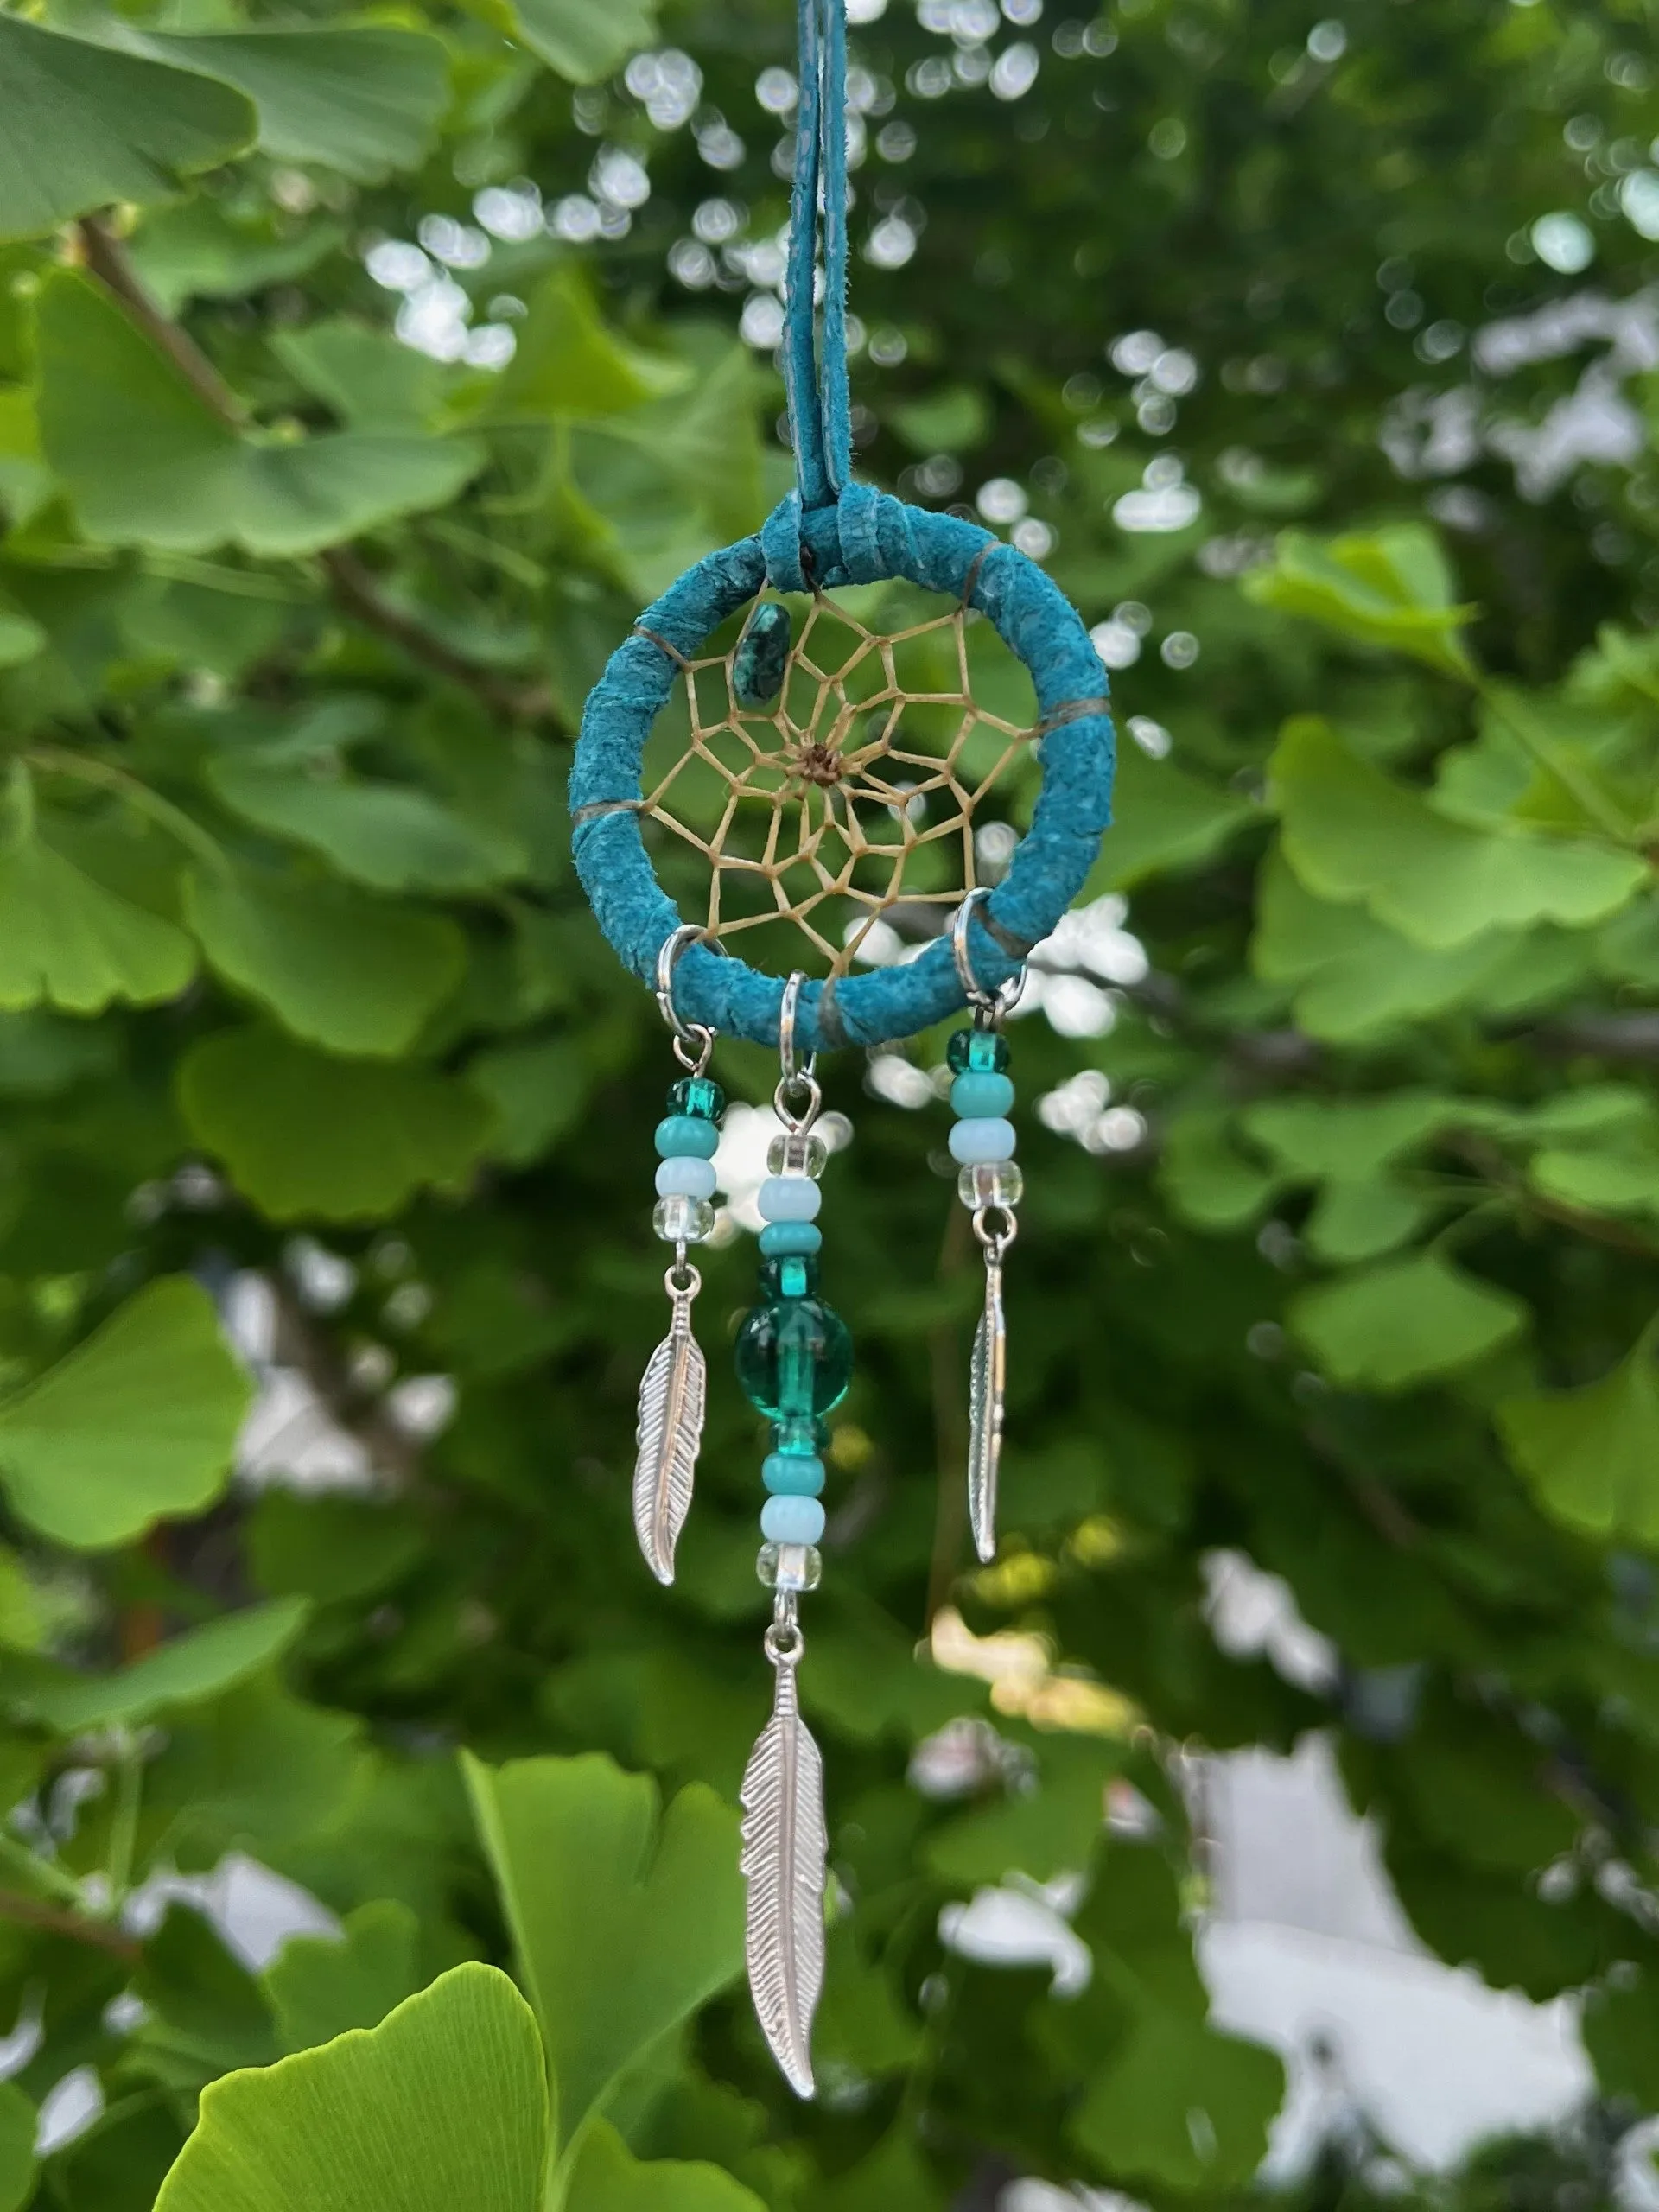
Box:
[656, 1154, 717, 1198]
[763, 1452, 825, 1495]
[667, 1075, 725, 1125]
[654, 1114, 719, 1160]
[734, 601, 792, 709]
[949, 1116, 1016, 1165]
[950, 1071, 1014, 1119]
[761, 1493, 826, 1544]
[759, 1221, 823, 1258]
[760, 1255, 817, 1300]
[735, 1297, 853, 1418]
[947, 1027, 1010, 1076]
[757, 1174, 821, 1223]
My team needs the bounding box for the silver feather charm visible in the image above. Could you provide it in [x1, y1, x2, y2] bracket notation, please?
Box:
[740, 1638, 826, 2097]
[968, 1249, 1007, 1564]
[632, 1267, 705, 1584]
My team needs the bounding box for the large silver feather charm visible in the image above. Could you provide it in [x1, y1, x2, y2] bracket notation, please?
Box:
[739, 1649, 826, 2097]
[632, 1276, 705, 1585]
[968, 1252, 1007, 1565]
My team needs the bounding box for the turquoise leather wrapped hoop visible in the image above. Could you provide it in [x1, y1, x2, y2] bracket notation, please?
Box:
[569, 484, 1116, 1053]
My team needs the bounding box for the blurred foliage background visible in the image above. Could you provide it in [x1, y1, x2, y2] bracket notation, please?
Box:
[1, 0, 1659, 2204]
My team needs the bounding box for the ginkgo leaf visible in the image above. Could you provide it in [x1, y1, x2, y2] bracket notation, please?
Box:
[35, 274, 483, 558]
[184, 864, 467, 1057]
[178, 1026, 494, 1221]
[1497, 1324, 1659, 1544]
[1290, 1251, 1528, 1391]
[0, 817, 196, 1014]
[0, 15, 255, 244]
[0, 1278, 250, 1548]
[462, 0, 658, 86]
[8, 1599, 307, 1732]
[206, 756, 524, 894]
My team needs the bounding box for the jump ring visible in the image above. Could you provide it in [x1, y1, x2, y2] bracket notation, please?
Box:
[655, 924, 721, 1072]
[952, 887, 1027, 1022]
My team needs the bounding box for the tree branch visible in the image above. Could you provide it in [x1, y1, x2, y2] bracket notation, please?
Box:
[74, 218, 557, 728]
[0, 1886, 141, 1962]
[268, 1281, 425, 1490]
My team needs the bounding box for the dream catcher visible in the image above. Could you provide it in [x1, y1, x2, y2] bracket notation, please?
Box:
[569, 0, 1116, 2101]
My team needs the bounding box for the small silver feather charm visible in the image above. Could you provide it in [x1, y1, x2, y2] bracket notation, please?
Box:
[968, 1250, 1007, 1565]
[739, 1639, 826, 2097]
[632, 1267, 706, 1585]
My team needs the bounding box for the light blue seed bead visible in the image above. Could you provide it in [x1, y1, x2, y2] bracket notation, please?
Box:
[757, 1173, 822, 1223]
[763, 1452, 825, 1496]
[654, 1115, 719, 1160]
[655, 1154, 717, 1199]
[759, 1221, 823, 1257]
[948, 1116, 1017, 1165]
[761, 1494, 826, 1543]
[950, 1071, 1014, 1120]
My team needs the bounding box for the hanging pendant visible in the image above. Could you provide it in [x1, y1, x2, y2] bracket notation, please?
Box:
[632, 1258, 705, 1585]
[968, 1241, 1007, 1566]
[740, 1601, 826, 2097]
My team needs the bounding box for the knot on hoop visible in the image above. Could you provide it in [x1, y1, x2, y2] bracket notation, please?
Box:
[760, 485, 997, 599]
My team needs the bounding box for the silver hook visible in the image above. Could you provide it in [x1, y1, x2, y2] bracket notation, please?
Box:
[951, 887, 1027, 1025]
[774, 970, 823, 1132]
[655, 924, 718, 1074]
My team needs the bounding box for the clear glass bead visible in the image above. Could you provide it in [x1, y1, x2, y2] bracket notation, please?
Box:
[757, 1541, 823, 1592]
[957, 1160, 1024, 1210]
[653, 1194, 715, 1243]
[766, 1130, 828, 1179]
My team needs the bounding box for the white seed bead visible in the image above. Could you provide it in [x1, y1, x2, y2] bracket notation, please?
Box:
[948, 1116, 1017, 1165]
[656, 1154, 717, 1200]
[757, 1173, 822, 1222]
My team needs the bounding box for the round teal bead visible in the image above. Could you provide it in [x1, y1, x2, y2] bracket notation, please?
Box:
[759, 1221, 823, 1258]
[654, 1114, 719, 1160]
[735, 1297, 853, 1418]
[950, 1071, 1014, 1119]
[763, 1452, 825, 1496]
[761, 1494, 826, 1544]
[949, 1116, 1016, 1165]
[947, 1027, 1010, 1076]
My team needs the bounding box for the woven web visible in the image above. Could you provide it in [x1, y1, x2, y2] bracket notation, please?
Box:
[642, 591, 1039, 975]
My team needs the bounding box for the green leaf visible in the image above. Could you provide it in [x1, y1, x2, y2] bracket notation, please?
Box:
[1243, 523, 1475, 677]
[1239, 1092, 1454, 1182]
[0, 15, 255, 244]
[0, 2082, 35, 2212]
[273, 319, 454, 432]
[249, 1491, 423, 1606]
[1497, 1324, 1659, 1543]
[8, 1599, 307, 1732]
[468, 1036, 594, 1166]
[130, 29, 451, 185]
[487, 269, 691, 421]
[36, 274, 483, 558]
[1269, 718, 1645, 950]
[178, 1026, 494, 1222]
[144, 1675, 359, 1861]
[466, 0, 658, 86]
[1585, 1973, 1659, 2107]
[1071, 2013, 1283, 2188]
[1527, 1135, 1659, 1219]
[153, 1964, 547, 2212]
[888, 385, 990, 454]
[566, 2120, 766, 2212]
[207, 757, 524, 895]
[1291, 1251, 1528, 1390]
[184, 864, 467, 1057]
[1087, 739, 1259, 893]
[1159, 1111, 1283, 1231]
[0, 599, 45, 669]
[130, 201, 346, 318]
[1304, 1178, 1436, 1264]
[927, 1738, 1121, 1886]
[1252, 848, 1524, 1041]
[461, 1750, 744, 2155]
[265, 1901, 424, 2055]
[0, 1277, 250, 1548]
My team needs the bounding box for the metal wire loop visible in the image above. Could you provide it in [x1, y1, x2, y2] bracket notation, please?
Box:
[972, 1205, 1018, 1260]
[952, 887, 1027, 1023]
[664, 1258, 702, 1300]
[774, 970, 823, 1133]
[655, 923, 719, 1073]
[764, 1592, 804, 1664]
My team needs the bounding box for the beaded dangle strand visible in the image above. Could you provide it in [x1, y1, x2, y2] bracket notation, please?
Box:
[948, 891, 1027, 1564]
[734, 973, 843, 2095]
[632, 925, 721, 1586]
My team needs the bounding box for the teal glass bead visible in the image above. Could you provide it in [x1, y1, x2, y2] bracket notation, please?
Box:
[735, 1297, 854, 1419]
[772, 1414, 826, 1457]
[654, 1114, 719, 1160]
[761, 1493, 825, 1544]
[760, 1255, 818, 1301]
[946, 1027, 1010, 1076]
[759, 1221, 823, 1258]
[734, 601, 792, 709]
[763, 1451, 825, 1495]
[667, 1075, 726, 1125]
[950, 1071, 1014, 1119]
